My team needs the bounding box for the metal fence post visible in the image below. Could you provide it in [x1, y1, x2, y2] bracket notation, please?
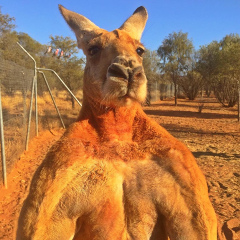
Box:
[37, 68, 82, 107]
[25, 75, 36, 151]
[238, 80, 240, 122]
[17, 43, 82, 150]
[17, 42, 38, 137]
[38, 71, 65, 129]
[35, 71, 38, 136]
[0, 83, 7, 188]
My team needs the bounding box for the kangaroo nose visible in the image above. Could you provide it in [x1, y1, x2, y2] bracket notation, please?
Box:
[108, 63, 129, 81]
[108, 64, 144, 82]
[108, 55, 144, 82]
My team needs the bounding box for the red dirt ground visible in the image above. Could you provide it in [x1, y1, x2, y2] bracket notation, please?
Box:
[0, 98, 239, 239]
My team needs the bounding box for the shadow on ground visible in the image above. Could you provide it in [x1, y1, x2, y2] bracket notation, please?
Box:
[193, 151, 240, 160]
[144, 109, 237, 120]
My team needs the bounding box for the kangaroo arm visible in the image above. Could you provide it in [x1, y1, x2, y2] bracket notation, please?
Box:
[133, 109, 218, 239]
[16, 141, 93, 240]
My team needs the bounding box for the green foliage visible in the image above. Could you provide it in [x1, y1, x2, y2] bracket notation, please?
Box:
[45, 35, 84, 108]
[157, 31, 194, 105]
[179, 70, 203, 100]
[0, 6, 15, 35]
[198, 34, 240, 107]
[50, 35, 78, 55]
[0, 6, 17, 61]
[143, 49, 161, 104]
[178, 51, 203, 100]
[143, 49, 160, 82]
[18, 32, 44, 56]
[0, 31, 18, 59]
[197, 41, 220, 96]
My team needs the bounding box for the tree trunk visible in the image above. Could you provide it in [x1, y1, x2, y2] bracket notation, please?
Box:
[238, 80, 240, 122]
[174, 80, 178, 106]
[71, 95, 75, 109]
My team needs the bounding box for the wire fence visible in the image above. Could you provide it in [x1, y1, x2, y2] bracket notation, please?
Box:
[0, 44, 82, 187]
[0, 57, 35, 187]
[147, 81, 174, 103]
[159, 83, 174, 100]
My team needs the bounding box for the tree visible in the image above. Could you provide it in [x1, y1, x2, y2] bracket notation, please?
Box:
[197, 41, 220, 97]
[178, 51, 203, 100]
[0, 6, 15, 35]
[0, 7, 43, 67]
[0, 31, 18, 61]
[0, 8, 84, 110]
[179, 71, 203, 100]
[58, 57, 84, 108]
[18, 32, 44, 56]
[0, 6, 17, 60]
[197, 34, 240, 112]
[143, 49, 160, 104]
[157, 31, 193, 105]
[50, 35, 79, 56]
[47, 35, 84, 108]
[214, 34, 240, 107]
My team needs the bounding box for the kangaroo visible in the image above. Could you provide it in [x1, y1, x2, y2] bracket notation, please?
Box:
[16, 5, 217, 240]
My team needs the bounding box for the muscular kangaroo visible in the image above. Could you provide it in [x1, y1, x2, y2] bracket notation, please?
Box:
[17, 5, 217, 240]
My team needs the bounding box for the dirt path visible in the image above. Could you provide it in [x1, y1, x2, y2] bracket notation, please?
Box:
[0, 98, 239, 239]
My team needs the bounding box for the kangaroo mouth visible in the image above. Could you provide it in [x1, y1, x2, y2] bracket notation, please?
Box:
[101, 77, 147, 107]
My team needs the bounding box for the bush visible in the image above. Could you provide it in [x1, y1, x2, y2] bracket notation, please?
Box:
[178, 71, 203, 100]
[213, 77, 238, 107]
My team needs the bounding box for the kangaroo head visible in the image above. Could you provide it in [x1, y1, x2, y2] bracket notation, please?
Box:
[59, 5, 148, 108]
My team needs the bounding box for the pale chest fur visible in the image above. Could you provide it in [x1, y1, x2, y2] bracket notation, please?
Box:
[61, 153, 168, 240]
[46, 133, 184, 240]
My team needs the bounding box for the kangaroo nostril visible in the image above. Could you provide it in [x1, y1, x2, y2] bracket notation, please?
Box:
[128, 66, 144, 82]
[133, 66, 143, 74]
[135, 72, 142, 78]
[132, 66, 143, 78]
[129, 59, 136, 68]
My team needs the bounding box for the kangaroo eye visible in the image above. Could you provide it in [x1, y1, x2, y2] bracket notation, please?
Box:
[136, 47, 145, 56]
[88, 46, 100, 56]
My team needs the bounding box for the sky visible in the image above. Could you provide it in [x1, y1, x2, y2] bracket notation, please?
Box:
[1, 0, 240, 55]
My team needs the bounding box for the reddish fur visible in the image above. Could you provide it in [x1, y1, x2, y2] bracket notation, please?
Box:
[17, 6, 217, 240]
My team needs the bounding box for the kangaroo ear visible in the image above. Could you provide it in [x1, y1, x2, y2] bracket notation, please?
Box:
[119, 6, 148, 41]
[59, 5, 102, 50]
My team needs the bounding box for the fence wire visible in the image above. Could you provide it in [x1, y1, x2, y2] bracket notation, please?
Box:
[159, 83, 175, 100]
[0, 57, 35, 181]
[0, 44, 82, 186]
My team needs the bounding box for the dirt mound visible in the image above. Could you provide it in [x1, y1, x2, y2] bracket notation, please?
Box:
[0, 98, 239, 239]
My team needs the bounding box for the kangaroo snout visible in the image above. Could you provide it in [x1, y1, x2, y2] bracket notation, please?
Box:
[108, 60, 145, 83]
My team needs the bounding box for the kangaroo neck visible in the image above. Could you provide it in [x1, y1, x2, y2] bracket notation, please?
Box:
[78, 97, 141, 142]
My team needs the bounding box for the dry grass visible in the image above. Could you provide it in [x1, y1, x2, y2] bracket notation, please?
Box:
[0, 90, 83, 181]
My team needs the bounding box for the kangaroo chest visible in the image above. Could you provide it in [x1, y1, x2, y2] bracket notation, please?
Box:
[71, 144, 168, 240]
[58, 123, 172, 239]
